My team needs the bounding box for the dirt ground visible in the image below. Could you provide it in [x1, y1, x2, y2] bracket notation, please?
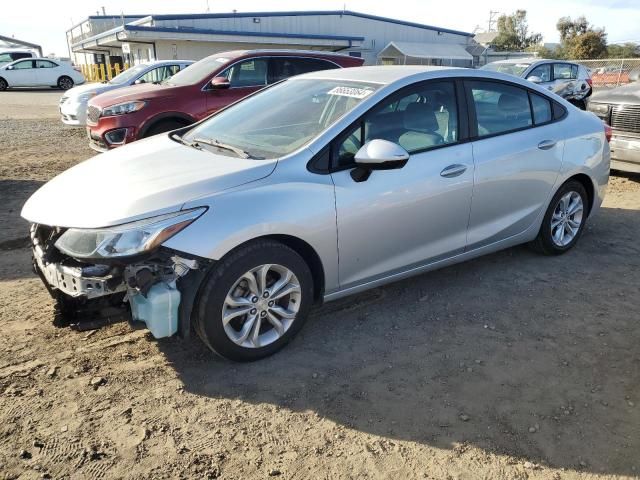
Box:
[0, 90, 639, 480]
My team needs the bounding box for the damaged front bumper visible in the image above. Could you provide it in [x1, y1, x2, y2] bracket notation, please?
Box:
[30, 224, 207, 339]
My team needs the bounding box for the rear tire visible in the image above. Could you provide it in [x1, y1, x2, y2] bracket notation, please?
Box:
[57, 76, 74, 90]
[0, 78, 7, 91]
[531, 180, 589, 255]
[194, 240, 314, 362]
[143, 119, 189, 138]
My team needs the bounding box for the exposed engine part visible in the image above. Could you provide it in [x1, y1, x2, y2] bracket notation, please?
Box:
[31, 222, 206, 338]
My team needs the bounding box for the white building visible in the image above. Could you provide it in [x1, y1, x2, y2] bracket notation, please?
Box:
[66, 10, 474, 69]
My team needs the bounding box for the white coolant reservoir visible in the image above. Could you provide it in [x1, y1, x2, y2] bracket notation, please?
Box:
[130, 282, 180, 338]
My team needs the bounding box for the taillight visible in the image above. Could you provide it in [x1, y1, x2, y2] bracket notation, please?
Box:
[586, 78, 593, 87]
[604, 122, 612, 143]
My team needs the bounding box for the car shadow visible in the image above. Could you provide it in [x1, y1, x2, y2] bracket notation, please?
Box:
[157, 205, 640, 476]
[0, 179, 44, 281]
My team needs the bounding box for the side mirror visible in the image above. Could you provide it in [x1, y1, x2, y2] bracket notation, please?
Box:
[210, 76, 231, 89]
[527, 75, 543, 84]
[134, 79, 146, 84]
[351, 139, 409, 182]
[5, 65, 13, 70]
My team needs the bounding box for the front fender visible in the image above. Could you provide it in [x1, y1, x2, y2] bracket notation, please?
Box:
[163, 165, 340, 294]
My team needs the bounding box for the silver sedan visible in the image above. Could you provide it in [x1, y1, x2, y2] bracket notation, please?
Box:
[22, 66, 610, 361]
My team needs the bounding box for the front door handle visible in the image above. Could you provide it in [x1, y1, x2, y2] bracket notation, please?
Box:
[440, 164, 467, 178]
[538, 140, 557, 150]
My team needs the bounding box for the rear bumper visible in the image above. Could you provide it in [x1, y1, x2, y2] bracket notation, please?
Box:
[610, 134, 640, 173]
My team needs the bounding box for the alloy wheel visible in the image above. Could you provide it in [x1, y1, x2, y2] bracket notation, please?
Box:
[550, 191, 584, 247]
[59, 77, 73, 90]
[221, 264, 301, 349]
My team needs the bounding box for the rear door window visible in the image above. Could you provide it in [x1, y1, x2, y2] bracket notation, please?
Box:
[468, 81, 533, 136]
[11, 52, 33, 60]
[36, 60, 57, 68]
[554, 63, 577, 80]
[268, 57, 339, 84]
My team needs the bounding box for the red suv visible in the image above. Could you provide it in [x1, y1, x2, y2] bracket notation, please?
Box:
[86, 50, 363, 151]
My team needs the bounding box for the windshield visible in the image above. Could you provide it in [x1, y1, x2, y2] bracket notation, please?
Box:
[182, 78, 380, 159]
[481, 62, 531, 76]
[108, 64, 149, 85]
[164, 55, 230, 86]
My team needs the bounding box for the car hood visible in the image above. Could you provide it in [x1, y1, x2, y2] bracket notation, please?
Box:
[590, 82, 640, 105]
[65, 82, 117, 98]
[21, 134, 277, 229]
[90, 82, 183, 107]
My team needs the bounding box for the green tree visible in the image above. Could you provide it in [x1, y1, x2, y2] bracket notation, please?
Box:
[492, 10, 542, 51]
[607, 42, 640, 58]
[556, 16, 607, 59]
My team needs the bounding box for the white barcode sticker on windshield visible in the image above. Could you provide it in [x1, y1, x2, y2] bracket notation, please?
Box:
[327, 86, 374, 99]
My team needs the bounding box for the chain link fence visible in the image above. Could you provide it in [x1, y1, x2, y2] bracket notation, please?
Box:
[569, 58, 640, 88]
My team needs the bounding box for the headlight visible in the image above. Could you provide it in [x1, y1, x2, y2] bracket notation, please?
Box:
[54, 208, 206, 259]
[588, 102, 609, 116]
[101, 100, 146, 117]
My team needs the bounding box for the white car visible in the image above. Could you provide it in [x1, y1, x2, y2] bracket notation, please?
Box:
[60, 60, 193, 127]
[0, 58, 85, 91]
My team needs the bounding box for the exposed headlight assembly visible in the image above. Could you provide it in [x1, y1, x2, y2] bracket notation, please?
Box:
[101, 100, 146, 117]
[55, 208, 206, 259]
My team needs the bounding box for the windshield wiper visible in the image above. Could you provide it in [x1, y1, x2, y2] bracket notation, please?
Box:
[192, 137, 251, 159]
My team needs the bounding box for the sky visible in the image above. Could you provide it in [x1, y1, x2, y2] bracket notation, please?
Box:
[1, 0, 639, 56]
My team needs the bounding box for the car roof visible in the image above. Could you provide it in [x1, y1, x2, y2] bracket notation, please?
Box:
[140, 59, 194, 66]
[213, 49, 357, 59]
[294, 65, 563, 94]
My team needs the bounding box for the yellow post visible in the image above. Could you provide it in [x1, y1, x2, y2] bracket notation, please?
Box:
[114, 63, 121, 76]
[92, 64, 99, 82]
[124, 63, 129, 71]
[99, 64, 106, 82]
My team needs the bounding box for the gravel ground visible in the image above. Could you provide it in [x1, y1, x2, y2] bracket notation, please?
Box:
[0, 92, 639, 480]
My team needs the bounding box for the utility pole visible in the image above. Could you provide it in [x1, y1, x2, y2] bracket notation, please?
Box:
[488, 10, 500, 32]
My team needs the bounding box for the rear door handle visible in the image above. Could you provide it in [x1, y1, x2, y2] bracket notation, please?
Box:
[538, 140, 557, 150]
[440, 164, 467, 178]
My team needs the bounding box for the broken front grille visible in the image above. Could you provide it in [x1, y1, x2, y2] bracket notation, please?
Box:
[611, 104, 640, 135]
[87, 105, 101, 124]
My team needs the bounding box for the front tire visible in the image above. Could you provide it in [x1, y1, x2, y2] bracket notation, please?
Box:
[0, 78, 7, 91]
[194, 240, 314, 361]
[57, 76, 74, 90]
[532, 180, 588, 255]
[143, 119, 189, 138]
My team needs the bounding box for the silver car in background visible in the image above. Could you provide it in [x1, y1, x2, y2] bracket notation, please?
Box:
[482, 58, 593, 109]
[59, 60, 193, 126]
[22, 66, 610, 361]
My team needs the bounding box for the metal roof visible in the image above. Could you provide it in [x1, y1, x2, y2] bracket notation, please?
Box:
[125, 25, 364, 42]
[378, 41, 473, 61]
[143, 10, 473, 37]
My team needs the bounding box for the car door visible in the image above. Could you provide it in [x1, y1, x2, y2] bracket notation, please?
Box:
[204, 57, 268, 117]
[465, 80, 564, 250]
[35, 60, 60, 86]
[551, 63, 578, 99]
[5, 59, 38, 86]
[331, 80, 475, 289]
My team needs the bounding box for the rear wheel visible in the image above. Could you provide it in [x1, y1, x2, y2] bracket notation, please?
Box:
[143, 119, 189, 138]
[0, 78, 7, 91]
[532, 180, 588, 255]
[194, 240, 314, 361]
[57, 76, 74, 90]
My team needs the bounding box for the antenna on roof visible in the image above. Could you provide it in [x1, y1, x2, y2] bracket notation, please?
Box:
[206, 0, 210, 12]
[101, 6, 106, 15]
